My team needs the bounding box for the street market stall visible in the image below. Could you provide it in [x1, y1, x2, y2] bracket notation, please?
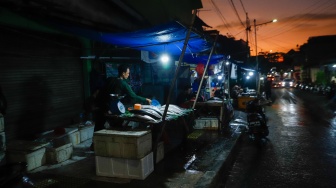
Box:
[103, 104, 194, 164]
[190, 99, 234, 132]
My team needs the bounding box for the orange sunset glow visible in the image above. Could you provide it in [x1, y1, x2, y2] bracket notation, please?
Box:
[199, 0, 336, 53]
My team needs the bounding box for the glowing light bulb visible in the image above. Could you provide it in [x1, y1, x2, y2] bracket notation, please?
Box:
[160, 54, 170, 64]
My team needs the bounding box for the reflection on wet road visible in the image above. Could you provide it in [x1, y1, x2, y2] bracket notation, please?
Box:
[275, 88, 297, 104]
[273, 88, 305, 127]
[223, 88, 336, 187]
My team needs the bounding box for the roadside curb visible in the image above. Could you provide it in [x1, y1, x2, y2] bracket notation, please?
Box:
[195, 130, 244, 188]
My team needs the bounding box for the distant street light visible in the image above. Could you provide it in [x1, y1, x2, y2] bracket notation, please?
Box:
[254, 18, 277, 94]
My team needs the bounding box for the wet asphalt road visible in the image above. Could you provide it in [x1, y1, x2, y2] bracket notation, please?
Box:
[222, 88, 336, 188]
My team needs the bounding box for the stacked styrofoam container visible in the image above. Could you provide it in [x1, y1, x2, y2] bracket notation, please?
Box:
[78, 125, 94, 143]
[6, 140, 49, 171]
[36, 128, 76, 164]
[68, 123, 95, 144]
[93, 129, 154, 180]
[0, 114, 5, 165]
[37, 128, 78, 147]
[46, 143, 73, 164]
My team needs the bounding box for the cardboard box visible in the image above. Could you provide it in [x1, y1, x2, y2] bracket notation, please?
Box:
[93, 130, 152, 159]
[6, 140, 48, 171]
[194, 118, 219, 130]
[46, 143, 73, 164]
[238, 96, 255, 109]
[95, 152, 154, 180]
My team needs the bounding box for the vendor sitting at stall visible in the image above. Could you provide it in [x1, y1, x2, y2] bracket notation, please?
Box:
[91, 65, 152, 150]
[176, 85, 194, 108]
[94, 64, 151, 130]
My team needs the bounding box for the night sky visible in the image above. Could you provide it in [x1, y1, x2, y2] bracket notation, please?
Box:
[199, 0, 336, 53]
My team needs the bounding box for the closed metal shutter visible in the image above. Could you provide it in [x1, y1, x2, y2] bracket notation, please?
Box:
[0, 27, 84, 140]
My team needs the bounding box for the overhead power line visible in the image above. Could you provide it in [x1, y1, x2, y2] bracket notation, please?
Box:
[227, 0, 245, 28]
[209, 0, 232, 35]
[239, 0, 247, 14]
[251, 0, 336, 52]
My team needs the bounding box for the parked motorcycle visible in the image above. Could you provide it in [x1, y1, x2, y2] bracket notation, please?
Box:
[246, 98, 269, 142]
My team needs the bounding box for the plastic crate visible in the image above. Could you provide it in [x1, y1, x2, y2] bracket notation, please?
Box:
[93, 129, 152, 159]
[95, 152, 154, 180]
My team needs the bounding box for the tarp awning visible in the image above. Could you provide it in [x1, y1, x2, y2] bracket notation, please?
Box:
[53, 21, 214, 56]
[183, 54, 225, 65]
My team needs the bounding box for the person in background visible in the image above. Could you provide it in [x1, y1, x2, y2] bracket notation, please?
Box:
[230, 85, 242, 108]
[264, 77, 273, 101]
[231, 85, 242, 99]
[176, 85, 194, 108]
[84, 66, 107, 123]
[0, 85, 7, 116]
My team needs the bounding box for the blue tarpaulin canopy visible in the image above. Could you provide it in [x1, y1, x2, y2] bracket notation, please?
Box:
[52, 21, 224, 64]
[183, 54, 225, 65]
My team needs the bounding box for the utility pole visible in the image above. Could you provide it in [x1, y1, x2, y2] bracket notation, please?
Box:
[254, 19, 260, 94]
[253, 18, 277, 94]
[246, 13, 250, 64]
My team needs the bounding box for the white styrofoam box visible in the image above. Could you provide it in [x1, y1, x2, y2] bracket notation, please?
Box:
[69, 131, 80, 146]
[7, 147, 46, 171]
[0, 131, 5, 152]
[37, 128, 78, 148]
[6, 140, 49, 151]
[93, 129, 152, 159]
[0, 115, 4, 132]
[46, 143, 73, 164]
[95, 152, 154, 180]
[156, 141, 164, 164]
[194, 118, 219, 130]
[79, 125, 94, 142]
[6, 140, 48, 171]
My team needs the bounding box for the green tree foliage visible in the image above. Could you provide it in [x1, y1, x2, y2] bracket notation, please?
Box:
[315, 71, 327, 85]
